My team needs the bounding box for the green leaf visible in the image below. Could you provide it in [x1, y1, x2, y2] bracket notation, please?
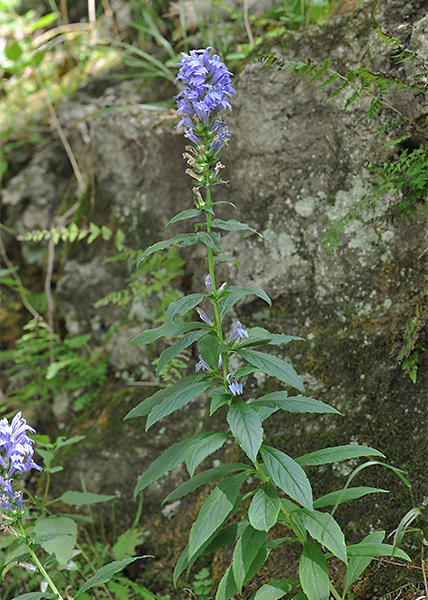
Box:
[137, 233, 199, 266]
[248, 481, 281, 531]
[157, 329, 208, 375]
[112, 528, 142, 560]
[60, 491, 116, 505]
[134, 433, 217, 498]
[227, 399, 263, 462]
[164, 463, 252, 503]
[166, 293, 206, 321]
[197, 231, 224, 253]
[211, 218, 262, 236]
[250, 392, 340, 415]
[261, 445, 313, 510]
[124, 375, 202, 419]
[239, 349, 304, 394]
[299, 541, 329, 600]
[33, 517, 77, 568]
[219, 286, 271, 319]
[343, 531, 385, 596]
[251, 580, 300, 600]
[216, 540, 277, 600]
[209, 389, 230, 415]
[186, 432, 228, 477]
[232, 523, 266, 591]
[295, 445, 385, 466]
[74, 557, 150, 599]
[346, 542, 411, 561]
[213, 254, 240, 268]
[174, 520, 247, 587]
[199, 334, 221, 370]
[11, 595, 56, 600]
[130, 320, 210, 345]
[146, 380, 212, 430]
[6, 41, 23, 61]
[313, 487, 388, 509]
[203, 520, 249, 556]
[166, 208, 204, 227]
[295, 509, 347, 563]
[188, 472, 248, 562]
[239, 327, 304, 348]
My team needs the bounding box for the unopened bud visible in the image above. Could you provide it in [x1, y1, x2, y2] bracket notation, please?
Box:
[193, 187, 205, 207]
[217, 282, 228, 295]
[186, 169, 203, 181]
[182, 152, 196, 166]
[214, 161, 225, 175]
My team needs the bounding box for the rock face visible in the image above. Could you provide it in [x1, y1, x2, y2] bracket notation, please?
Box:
[2, 0, 427, 597]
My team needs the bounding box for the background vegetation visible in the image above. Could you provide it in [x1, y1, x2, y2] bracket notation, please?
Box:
[1, 1, 426, 599]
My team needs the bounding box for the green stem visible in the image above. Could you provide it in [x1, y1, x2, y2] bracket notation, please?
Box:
[17, 523, 64, 600]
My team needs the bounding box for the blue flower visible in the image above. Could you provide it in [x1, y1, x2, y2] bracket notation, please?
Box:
[196, 355, 210, 373]
[227, 374, 244, 396]
[228, 321, 249, 343]
[0, 412, 42, 480]
[175, 48, 236, 126]
[0, 412, 42, 518]
[205, 274, 212, 294]
[196, 307, 214, 325]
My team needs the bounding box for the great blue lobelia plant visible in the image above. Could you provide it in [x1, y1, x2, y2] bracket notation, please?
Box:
[125, 48, 414, 600]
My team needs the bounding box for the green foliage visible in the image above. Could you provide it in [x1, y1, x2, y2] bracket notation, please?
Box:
[95, 247, 184, 316]
[395, 295, 428, 383]
[192, 568, 213, 599]
[1, 319, 108, 412]
[261, 29, 428, 253]
[18, 222, 125, 251]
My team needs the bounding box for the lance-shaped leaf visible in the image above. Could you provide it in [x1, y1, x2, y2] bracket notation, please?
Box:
[197, 231, 224, 253]
[74, 557, 150, 599]
[167, 293, 206, 321]
[299, 541, 329, 600]
[248, 481, 281, 531]
[346, 542, 411, 561]
[295, 445, 385, 467]
[250, 392, 340, 415]
[227, 399, 263, 462]
[134, 433, 218, 498]
[294, 508, 347, 563]
[239, 349, 304, 394]
[219, 286, 271, 319]
[185, 432, 228, 477]
[313, 486, 388, 509]
[157, 329, 208, 375]
[199, 334, 221, 370]
[137, 233, 199, 266]
[211, 218, 262, 236]
[146, 380, 212, 430]
[164, 463, 252, 503]
[165, 208, 204, 227]
[60, 491, 116, 505]
[343, 531, 384, 596]
[11, 595, 57, 600]
[261, 445, 313, 510]
[251, 579, 300, 600]
[239, 327, 304, 349]
[124, 375, 203, 420]
[188, 471, 249, 562]
[216, 539, 284, 600]
[174, 519, 248, 587]
[232, 523, 266, 591]
[130, 320, 210, 346]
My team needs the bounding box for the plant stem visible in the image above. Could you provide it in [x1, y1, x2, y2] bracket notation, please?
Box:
[18, 524, 64, 600]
